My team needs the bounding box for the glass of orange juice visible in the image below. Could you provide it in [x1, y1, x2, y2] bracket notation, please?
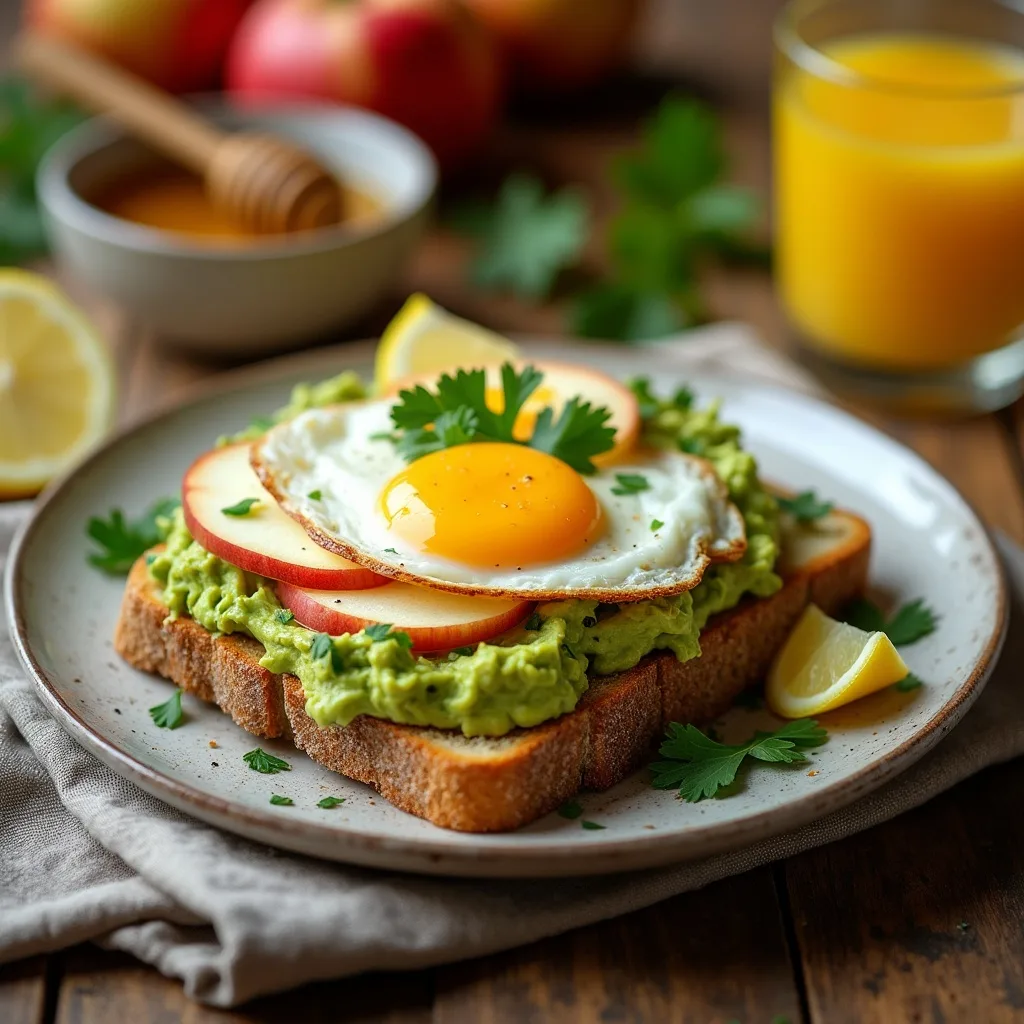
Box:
[774, 0, 1024, 412]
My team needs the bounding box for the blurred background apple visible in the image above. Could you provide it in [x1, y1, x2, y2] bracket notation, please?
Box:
[225, 0, 503, 170]
[460, 0, 641, 91]
[24, 0, 253, 93]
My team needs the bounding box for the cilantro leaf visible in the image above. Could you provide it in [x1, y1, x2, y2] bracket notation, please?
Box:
[364, 623, 413, 650]
[558, 799, 584, 820]
[269, 794, 294, 806]
[451, 173, 590, 300]
[844, 598, 938, 646]
[307, 490, 322, 501]
[388, 362, 615, 474]
[651, 519, 664, 532]
[777, 491, 833, 523]
[243, 748, 291, 774]
[678, 437, 705, 455]
[530, 396, 616, 474]
[885, 599, 939, 646]
[581, 820, 606, 830]
[149, 690, 183, 730]
[895, 673, 924, 692]
[651, 719, 827, 802]
[611, 473, 650, 496]
[317, 796, 345, 809]
[275, 609, 295, 625]
[86, 497, 181, 575]
[311, 632, 346, 672]
[221, 498, 260, 517]
[383, 547, 399, 555]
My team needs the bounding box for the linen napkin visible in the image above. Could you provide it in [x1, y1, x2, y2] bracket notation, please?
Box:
[3, 325, 1022, 1007]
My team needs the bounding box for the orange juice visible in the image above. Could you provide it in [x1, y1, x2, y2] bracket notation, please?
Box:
[775, 34, 1024, 371]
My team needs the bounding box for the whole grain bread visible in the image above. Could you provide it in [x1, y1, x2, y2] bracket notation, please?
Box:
[114, 511, 871, 832]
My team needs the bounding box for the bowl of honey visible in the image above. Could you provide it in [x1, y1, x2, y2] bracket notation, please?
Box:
[37, 99, 437, 355]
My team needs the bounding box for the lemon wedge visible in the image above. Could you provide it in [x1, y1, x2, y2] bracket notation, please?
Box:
[375, 293, 520, 390]
[0, 269, 116, 498]
[767, 604, 909, 718]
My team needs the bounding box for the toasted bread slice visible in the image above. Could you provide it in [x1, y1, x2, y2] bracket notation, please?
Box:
[114, 510, 870, 832]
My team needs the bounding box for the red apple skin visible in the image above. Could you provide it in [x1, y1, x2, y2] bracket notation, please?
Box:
[460, 0, 640, 91]
[226, 0, 504, 170]
[182, 445, 387, 591]
[276, 579, 534, 653]
[25, 0, 253, 93]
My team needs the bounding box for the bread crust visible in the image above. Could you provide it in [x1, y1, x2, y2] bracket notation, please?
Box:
[114, 511, 870, 832]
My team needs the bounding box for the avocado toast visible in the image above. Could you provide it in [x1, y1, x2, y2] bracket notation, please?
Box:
[112, 312, 871, 832]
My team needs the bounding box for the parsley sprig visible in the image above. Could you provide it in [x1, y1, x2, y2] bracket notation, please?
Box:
[243, 748, 291, 774]
[87, 498, 180, 575]
[388, 363, 616, 474]
[651, 719, 827, 802]
[844, 598, 938, 647]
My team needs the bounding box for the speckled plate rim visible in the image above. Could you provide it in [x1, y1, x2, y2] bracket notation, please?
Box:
[5, 339, 1009, 878]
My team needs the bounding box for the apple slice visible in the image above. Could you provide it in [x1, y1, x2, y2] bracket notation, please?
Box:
[386, 360, 641, 464]
[276, 578, 534, 653]
[183, 443, 385, 590]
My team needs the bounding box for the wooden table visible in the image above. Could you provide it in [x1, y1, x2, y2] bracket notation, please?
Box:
[4, 1, 1024, 1020]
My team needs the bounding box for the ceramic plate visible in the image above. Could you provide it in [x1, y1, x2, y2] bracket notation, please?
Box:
[6, 341, 1007, 878]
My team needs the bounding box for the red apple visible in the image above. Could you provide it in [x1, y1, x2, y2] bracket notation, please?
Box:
[182, 444, 386, 590]
[276, 578, 533, 652]
[226, 0, 503, 170]
[459, 0, 640, 91]
[25, 0, 253, 93]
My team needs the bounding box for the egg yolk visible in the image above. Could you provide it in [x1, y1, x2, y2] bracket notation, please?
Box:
[379, 442, 604, 569]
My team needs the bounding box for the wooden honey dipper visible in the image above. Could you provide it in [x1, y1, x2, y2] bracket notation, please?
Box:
[16, 31, 342, 234]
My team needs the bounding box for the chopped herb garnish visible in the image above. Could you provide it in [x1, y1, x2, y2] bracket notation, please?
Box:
[777, 490, 833, 523]
[307, 489, 322, 501]
[581, 820, 606, 830]
[450, 645, 475, 658]
[317, 796, 345, 809]
[148, 689, 183, 730]
[525, 611, 542, 631]
[558, 799, 584, 820]
[651, 719, 827, 802]
[678, 436, 704, 456]
[844, 598, 938, 646]
[383, 547, 399, 554]
[86, 497, 180, 575]
[311, 632, 345, 672]
[611, 473, 650, 496]
[363, 623, 413, 650]
[243, 748, 291, 774]
[894, 673, 924, 692]
[628, 377, 660, 419]
[269, 794, 293, 806]
[221, 497, 260, 517]
[275, 609, 295, 625]
[650, 518, 664, 532]
[388, 363, 616, 475]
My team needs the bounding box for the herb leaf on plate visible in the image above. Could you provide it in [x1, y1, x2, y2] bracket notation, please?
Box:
[844, 597, 938, 646]
[149, 689, 183, 730]
[242, 748, 291, 774]
[777, 490, 834, 523]
[651, 719, 828, 802]
[86, 497, 181, 575]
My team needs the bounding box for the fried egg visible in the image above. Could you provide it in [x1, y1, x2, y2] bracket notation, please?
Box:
[252, 400, 746, 602]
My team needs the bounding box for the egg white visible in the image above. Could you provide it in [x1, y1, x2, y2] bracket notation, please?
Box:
[252, 401, 746, 601]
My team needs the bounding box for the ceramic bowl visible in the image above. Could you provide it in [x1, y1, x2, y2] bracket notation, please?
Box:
[37, 100, 437, 355]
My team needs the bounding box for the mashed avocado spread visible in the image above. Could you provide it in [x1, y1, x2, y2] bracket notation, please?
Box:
[150, 373, 781, 737]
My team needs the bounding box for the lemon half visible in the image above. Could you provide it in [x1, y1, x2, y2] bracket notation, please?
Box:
[0, 270, 115, 498]
[375, 293, 520, 391]
[767, 604, 909, 718]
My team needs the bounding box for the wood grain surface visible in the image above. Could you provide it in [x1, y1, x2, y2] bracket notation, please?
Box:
[4, 0, 1024, 1020]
